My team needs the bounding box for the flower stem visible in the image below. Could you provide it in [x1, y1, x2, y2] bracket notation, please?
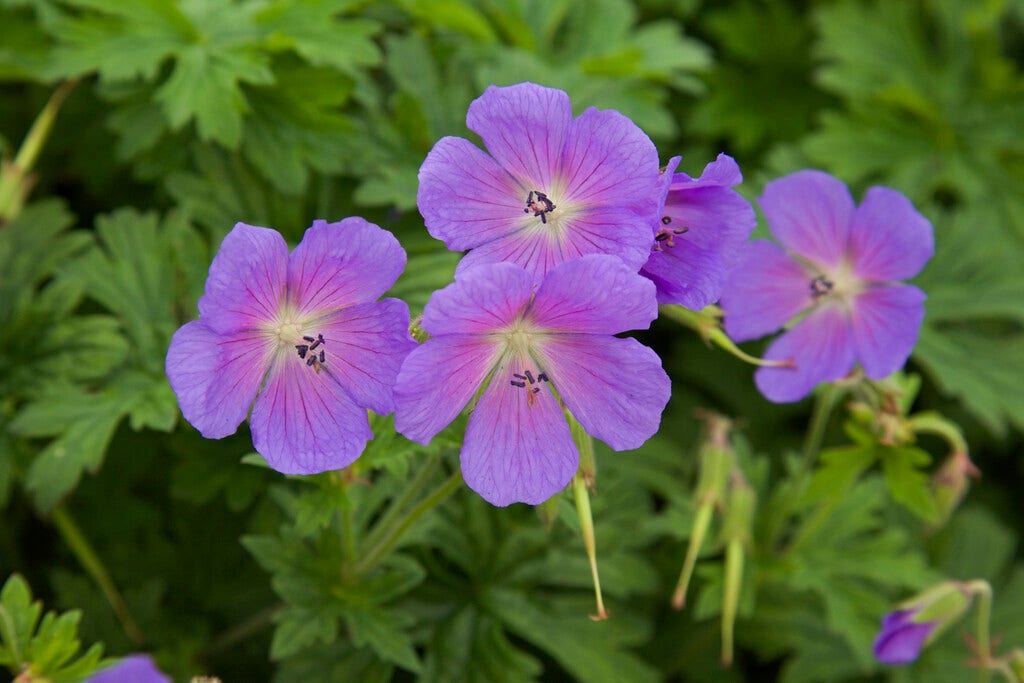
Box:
[50, 504, 146, 645]
[0, 79, 77, 222]
[799, 384, 842, 476]
[197, 602, 282, 663]
[353, 468, 462, 577]
[360, 452, 441, 554]
[572, 472, 608, 621]
[658, 304, 793, 368]
[967, 579, 994, 683]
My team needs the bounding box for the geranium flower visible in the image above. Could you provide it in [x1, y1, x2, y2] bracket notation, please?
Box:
[417, 82, 662, 282]
[393, 255, 671, 506]
[640, 153, 756, 309]
[85, 654, 171, 683]
[872, 608, 938, 665]
[165, 219, 416, 474]
[720, 170, 934, 402]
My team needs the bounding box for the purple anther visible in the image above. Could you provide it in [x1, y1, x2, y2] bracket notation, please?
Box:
[511, 380, 526, 388]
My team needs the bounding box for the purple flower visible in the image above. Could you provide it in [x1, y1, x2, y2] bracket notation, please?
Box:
[873, 609, 938, 664]
[393, 255, 671, 506]
[165, 219, 416, 474]
[640, 154, 756, 309]
[720, 170, 934, 402]
[85, 654, 171, 683]
[417, 82, 662, 282]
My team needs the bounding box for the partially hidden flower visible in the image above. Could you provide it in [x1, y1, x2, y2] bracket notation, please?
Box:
[165, 219, 416, 474]
[393, 255, 671, 506]
[84, 654, 172, 683]
[720, 170, 934, 402]
[417, 82, 662, 282]
[640, 153, 756, 309]
[873, 581, 971, 665]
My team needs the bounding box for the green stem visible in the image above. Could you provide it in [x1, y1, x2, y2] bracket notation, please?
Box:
[196, 602, 282, 663]
[360, 451, 441, 553]
[353, 469, 462, 577]
[969, 580, 994, 683]
[799, 384, 841, 476]
[340, 479, 356, 564]
[50, 504, 146, 645]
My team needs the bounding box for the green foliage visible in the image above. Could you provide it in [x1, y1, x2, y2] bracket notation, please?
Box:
[0, 574, 105, 682]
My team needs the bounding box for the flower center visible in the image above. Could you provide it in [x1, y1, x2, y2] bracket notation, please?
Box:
[523, 190, 557, 225]
[653, 215, 689, 251]
[809, 275, 834, 299]
[509, 368, 550, 409]
[294, 333, 328, 374]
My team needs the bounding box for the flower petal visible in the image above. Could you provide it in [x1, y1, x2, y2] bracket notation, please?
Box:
[417, 136, 526, 251]
[754, 304, 857, 403]
[394, 335, 502, 445]
[250, 353, 373, 474]
[721, 240, 813, 342]
[851, 284, 926, 379]
[288, 217, 406, 316]
[873, 610, 937, 665]
[641, 160, 756, 309]
[165, 321, 271, 439]
[758, 170, 854, 269]
[198, 223, 288, 335]
[466, 82, 572, 188]
[422, 262, 534, 336]
[85, 654, 172, 683]
[848, 186, 934, 281]
[461, 356, 577, 506]
[529, 255, 657, 334]
[316, 299, 416, 415]
[675, 152, 744, 189]
[532, 336, 671, 451]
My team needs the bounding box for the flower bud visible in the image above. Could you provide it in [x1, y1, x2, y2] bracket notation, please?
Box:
[873, 581, 971, 664]
[930, 450, 980, 529]
[719, 470, 756, 666]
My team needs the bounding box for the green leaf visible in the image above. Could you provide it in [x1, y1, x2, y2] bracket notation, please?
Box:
[344, 605, 421, 674]
[271, 606, 339, 660]
[879, 446, 938, 522]
[257, 0, 381, 72]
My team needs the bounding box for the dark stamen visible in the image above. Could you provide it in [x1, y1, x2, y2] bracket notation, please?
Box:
[673, 226, 689, 235]
[661, 216, 672, 225]
[319, 350, 326, 364]
[524, 370, 535, 384]
[537, 372, 549, 382]
[655, 232, 670, 242]
[531, 387, 539, 394]
[513, 373, 527, 380]
[306, 356, 316, 367]
[303, 336, 315, 342]
[511, 380, 526, 388]
[295, 344, 309, 358]
[810, 275, 834, 298]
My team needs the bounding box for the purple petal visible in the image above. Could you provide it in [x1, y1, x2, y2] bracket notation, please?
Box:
[288, 217, 406, 316]
[533, 336, 671, 451]
[452, 228, 587, 283]
[676, 153, 745, 189]
[754, 304, 857, 403]
[394, 336, 502, 445]
[422, 262, 534, 336]
[641, 161, 756, 309]
[417, 136, 526, 251]
[848, 186, 934, 282]
[198, 223, 288, 335]
[165, 321, 271, 439]
[466, 82, 572, 188]
[250, 353, 372, 474]
[721, 241, 813, 342]
[529, 255, 657, 334]
[85, 654, 172, 683]
[851, 284, 926, 379]
[873, 610, 937, 665]
[317, 299, 416, 415]
[759, 170, 854, 269]
[461, 356, 577, 506]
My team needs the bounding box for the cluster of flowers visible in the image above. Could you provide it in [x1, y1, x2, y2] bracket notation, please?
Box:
[166, 82, 933, 507]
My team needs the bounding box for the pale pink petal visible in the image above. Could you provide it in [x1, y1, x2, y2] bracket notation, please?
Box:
[165, 321, 272, 439]
[288, 217, 406, 316]
[315, 299, 416, 415]
[754, 304, 858, 403]
[759, 170, 854, 269]
[393, 336, 503, 445]
[422, 262, 534, 336]
[461, 356, 577, 506]
[848, 187, 934, 282]
[465, 82, 572, 188]
[250, 353, 373, 474]
[529, 255, 657, 334]
[851, 284, 927, 379]
[532, 336, 670, 451]
[721, 241, 814, 342]
[198, 223, 288, 335]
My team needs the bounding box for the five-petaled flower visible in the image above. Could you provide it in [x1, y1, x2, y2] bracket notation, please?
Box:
[417, 82, 662, 283]
[393, 255, 671, 506]
[720, 170, 934, 402]
[165, 219, 416, 474]
[640, 153, 756, 310]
